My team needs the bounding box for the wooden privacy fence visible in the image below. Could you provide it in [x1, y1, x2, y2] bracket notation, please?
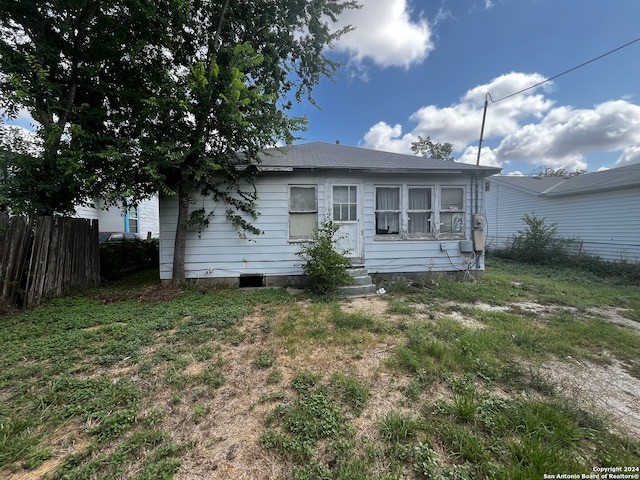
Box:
[0, 214, 100, 311]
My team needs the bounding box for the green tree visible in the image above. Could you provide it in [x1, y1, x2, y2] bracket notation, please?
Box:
[411, 135, 455, 161]
[137, 0, 358, 284]
[0, 0, 174, 214]
[1, 0, 359, 285]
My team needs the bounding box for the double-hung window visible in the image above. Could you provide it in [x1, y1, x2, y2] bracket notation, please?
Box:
[126, 202, 138, 233]
[375, 186, 401, 235]
[439, 187, 464, 235]
[407, 187, 432, 236]
[289, 186, 317, 240]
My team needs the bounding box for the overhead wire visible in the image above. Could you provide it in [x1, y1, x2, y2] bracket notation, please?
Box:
[475, 35, 640, 164]
[490, 35, 640, 104]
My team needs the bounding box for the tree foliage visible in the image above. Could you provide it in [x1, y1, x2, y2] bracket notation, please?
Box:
[139, 0, 359, 284]
[532, 166, 586, 177]
[410, 136, 455, 161]
[0, 0, 174, 214]
[1, 0, 359, 284]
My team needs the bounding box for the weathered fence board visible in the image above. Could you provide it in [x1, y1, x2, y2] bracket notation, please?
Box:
[0, 214, 100, 311]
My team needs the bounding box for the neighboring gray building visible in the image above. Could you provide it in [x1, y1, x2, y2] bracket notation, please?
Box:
[159, 142, 500, 286]
[485, 163, 640, 262]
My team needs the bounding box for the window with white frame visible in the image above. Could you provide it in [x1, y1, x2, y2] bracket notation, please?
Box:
[439, 187, 464, 235]
[374, 185, 465, 239]
[333, 185, 357, 222]
[407, 187, 432, 236]
[375, 186, 401, 234]
[289, 185, 317, 240]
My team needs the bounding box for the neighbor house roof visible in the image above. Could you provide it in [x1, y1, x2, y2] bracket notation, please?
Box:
[257, 142, 501, 175]
[488, 162, 640, 197]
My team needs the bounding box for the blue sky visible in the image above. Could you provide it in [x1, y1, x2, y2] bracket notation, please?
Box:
[292, 0, 640, 174]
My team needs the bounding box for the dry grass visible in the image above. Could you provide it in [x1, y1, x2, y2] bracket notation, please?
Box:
[3, 263, 640, 479]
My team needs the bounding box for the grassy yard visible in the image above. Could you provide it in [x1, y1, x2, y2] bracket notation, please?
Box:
[1, 258, 639, 479]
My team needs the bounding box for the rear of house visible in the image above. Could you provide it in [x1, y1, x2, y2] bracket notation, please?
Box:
[159, 142, 501, 286]
[485, 163, 640, 263]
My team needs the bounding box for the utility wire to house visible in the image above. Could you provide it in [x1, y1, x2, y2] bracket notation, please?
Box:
[491, 35, 640, 104]
[475, 35, 640, 165]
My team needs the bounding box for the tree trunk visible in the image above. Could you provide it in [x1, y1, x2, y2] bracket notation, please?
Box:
[172, 184, 190, 286]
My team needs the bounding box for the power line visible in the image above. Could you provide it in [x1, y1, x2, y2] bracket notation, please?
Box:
[491, 36, 640, 103]
[475, 35, 640, 165]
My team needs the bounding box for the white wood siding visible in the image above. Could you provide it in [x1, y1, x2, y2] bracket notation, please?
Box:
[74, 197, 160, 237]
[485, 180, 640, 262]
[159, 172, 488, 281]
[138, 196, 160, 238]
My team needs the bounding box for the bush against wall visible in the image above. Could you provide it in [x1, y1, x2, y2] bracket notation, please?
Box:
[296, 218, 352, 294]
[491, 213, 639, 284]
[504, 213, 567, 264]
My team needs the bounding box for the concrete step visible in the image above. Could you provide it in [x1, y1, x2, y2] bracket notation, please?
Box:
[346, 267, 369, 278]
[350, 275, 374, 286]
[340, 266, 376, 295]
[338, 283, 378, 296]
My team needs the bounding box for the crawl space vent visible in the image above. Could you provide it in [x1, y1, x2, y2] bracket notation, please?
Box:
[239, 274, 265, 288]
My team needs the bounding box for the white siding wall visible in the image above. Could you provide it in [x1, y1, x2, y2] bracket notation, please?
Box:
[74, 204, 100, 221]
[138, 196, 160, 238]
[74, 196, 160, 237]
[159, 172, 488, 282]
[485, 181, 640, 262]
[99, 207, 127, 232]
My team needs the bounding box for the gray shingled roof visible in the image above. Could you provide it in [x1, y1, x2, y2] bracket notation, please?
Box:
[487, 175, 565, 194]
[488, 162, 640, 197]
[258, 142, 501, 174]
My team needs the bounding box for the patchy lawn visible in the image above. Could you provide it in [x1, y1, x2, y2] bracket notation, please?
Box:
[1, 259, 639, 479]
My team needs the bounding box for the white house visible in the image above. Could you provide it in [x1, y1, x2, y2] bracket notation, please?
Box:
[159, 142, 501, 286]
[485, 162, 640, 262]
[75, 196, 160, 238]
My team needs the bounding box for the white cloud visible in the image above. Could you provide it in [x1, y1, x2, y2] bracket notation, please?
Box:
[360, 71, 640, 172]
[457, 145, 500, 167]
[0, 124, 42, 155]
[616, 145, 640, 166]
[360, 121, 415, 153]
[361, 72, 553, 152]
[332, 0, 433, 69]
[495, 100, 640, 170]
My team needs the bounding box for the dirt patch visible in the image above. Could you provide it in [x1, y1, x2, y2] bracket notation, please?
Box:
[444, 310, 486, 329]
[588, 307, 640, 332]
[82, 322, 127, 332]
[341, 296, 388, 316]
[168, 300, 409, 479]
[542, 357, 640, 438]
[5, 424, 91, 480]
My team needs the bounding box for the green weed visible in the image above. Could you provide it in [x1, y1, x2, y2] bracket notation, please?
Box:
[378, 411, 421, 443]
[330, 372, 370, 416]
[254, 349, 276, 369]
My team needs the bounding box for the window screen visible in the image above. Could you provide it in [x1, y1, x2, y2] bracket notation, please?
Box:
[289, 186, 317, 240]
